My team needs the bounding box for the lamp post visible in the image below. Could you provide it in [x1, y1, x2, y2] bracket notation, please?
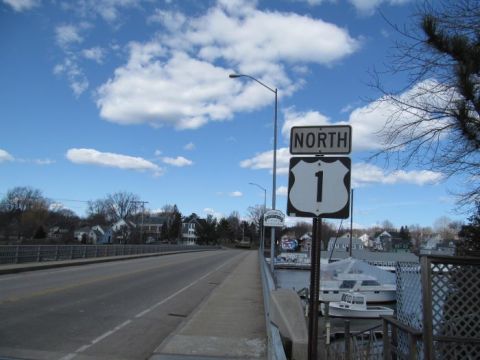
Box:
[249, 182, 266, 252]
[230, 74, 278, 274]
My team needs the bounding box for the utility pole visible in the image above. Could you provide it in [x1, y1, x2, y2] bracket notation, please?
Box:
[133, 201, 149, 243]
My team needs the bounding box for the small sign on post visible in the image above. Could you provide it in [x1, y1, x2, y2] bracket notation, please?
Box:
[263, 209, 285, 228]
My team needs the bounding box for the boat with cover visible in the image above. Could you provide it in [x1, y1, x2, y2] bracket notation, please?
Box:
[326, 292, 394, 318]
[319, 258, 396, 303]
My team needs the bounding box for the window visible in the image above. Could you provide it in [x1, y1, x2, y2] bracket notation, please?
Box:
[361, 280, 380, 286]
[340, 280, 356, 289]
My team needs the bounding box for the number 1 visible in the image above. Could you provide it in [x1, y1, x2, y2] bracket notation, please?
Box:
[315, 170, 323, 202]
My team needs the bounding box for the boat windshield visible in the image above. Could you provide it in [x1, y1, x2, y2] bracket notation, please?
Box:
[361, 280, 380, 286]
[340, 280, 356, 289]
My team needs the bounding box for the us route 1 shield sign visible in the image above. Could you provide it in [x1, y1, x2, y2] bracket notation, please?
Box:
[287, 156, 351, 219]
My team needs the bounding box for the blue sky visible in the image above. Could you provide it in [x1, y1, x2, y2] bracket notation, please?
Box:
[0, 0, 466, 229]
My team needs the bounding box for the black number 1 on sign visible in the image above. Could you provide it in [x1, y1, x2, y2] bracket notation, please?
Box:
[315, 170, 323, 202]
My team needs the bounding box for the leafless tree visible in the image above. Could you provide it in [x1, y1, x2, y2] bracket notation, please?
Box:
[372, 0, 480, 206]
[87, 192, 140, 223]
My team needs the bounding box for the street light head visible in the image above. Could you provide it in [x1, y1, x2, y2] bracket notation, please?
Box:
[229, 74, 242, 78]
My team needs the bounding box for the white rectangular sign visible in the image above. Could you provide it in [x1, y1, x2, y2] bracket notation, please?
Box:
[290, 125, 352, 155]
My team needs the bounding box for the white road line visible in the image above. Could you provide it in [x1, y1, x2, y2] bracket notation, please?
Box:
[58, 253, 240, 360]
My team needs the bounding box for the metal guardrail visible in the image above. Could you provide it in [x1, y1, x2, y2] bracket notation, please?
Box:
[259, 250, 287, 360]
[0, 244, 219, 264]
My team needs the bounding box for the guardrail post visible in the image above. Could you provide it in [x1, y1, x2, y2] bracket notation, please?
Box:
[15, 245, 20, 263]
[83, 245, 87, 258]
[70, 246, 74, 259]
[55, 246, 59, 260]
[36, 246, 41, 262]
[95, 245, 98, 258]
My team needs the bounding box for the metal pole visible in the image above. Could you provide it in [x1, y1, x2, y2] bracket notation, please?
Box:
[270, 88, 278, 274]
[349, 188, 354, 257]
[229, 74, 278, 274]
[308, 217, 321, 360]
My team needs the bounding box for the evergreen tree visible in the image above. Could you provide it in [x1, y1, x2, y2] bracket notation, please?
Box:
[458, 202, 480, 256]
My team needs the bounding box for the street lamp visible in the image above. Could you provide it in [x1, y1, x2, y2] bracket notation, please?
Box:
[230, 73, 278, 274]
[249, 182, 267, 252]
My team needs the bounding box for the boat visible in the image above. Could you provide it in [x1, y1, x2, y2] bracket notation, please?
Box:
[319, 258, 397, 303]
[320, 274, 396, 302]
[325, 292, 394, 318]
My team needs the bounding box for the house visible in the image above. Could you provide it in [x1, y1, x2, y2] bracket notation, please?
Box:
[90, 225, 113, 244]
[74, 227, 91, 242]
[181, 216, 201, 245]
[136, 216, 168, 243]
[374, 231, 412, 252]
[47, 226, 70, 240]
[327, 233, 364, 252]
[299, 232, 312, 252]
[359, 233, 372, 248]
[74, 225, 113, 244]
[111, 219, 136, 243]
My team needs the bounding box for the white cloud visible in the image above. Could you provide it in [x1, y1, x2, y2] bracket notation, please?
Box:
[229, 191, 243, 197]
[240, 147, 291, 175]
[55, 24, 83, 48]
[277, 79, 453, 154]
[0, 149, 14, 163]
[349, 0, 412, 15]
[96, 1, 360, 129]
[34, 158, 55, 165]
[352, 163, 444, 187]
[282, 108, 331, 139]
[203, 207, 223, 219]
[82, 46, 106, 63]
[184, 142, 196, 151]
[54, 58, 89, 96]
[2, 0, 39, 12]
[277, 186, 288, 197]
[154, 149, 162, 156]
[161, 156, 193, 167]
[66, 148, 163, 175]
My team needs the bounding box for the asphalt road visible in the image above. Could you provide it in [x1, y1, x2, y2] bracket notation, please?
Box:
[0, 249, 248, 360]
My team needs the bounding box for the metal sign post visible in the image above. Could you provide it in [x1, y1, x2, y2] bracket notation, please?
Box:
[287, 125, 352, 360]
[308, 216, 322, 360]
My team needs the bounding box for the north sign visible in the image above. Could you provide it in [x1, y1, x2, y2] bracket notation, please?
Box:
[287, 156, 351, 219]
[290, 125, 352, 155]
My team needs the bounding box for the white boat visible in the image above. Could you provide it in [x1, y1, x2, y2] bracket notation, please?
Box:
[319, 258, 397, 303]
[325, 292, 394, 318]
[320, 275, 396, 303]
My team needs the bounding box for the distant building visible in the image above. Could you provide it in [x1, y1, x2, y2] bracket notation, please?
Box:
[181, 216, 201, 245]
[48, 226, 70, 240]
[327, 233, 364, 252]
[74, 225, 112, 244]
[111, 219, 136, 243]
[374, 231, 412, 252]
[136, 216, 168, 243]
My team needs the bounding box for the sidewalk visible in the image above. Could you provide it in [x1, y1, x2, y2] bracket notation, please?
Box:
[150, 251, 267, 359]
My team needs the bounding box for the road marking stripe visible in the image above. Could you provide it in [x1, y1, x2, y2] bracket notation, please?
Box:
[58, 252, 241, 360]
